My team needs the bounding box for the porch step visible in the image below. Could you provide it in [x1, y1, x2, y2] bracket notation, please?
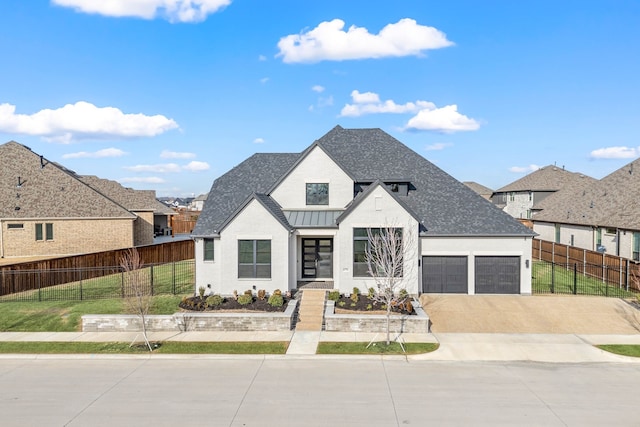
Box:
[295, 289, 327, 331]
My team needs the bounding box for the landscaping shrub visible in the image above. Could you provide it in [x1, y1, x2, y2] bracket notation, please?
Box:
[237, 294, 253, 305]
[244, 289, 253, 296]
[328, 290, 340, 302]
[257, 289, 266, 300]
[267, 293, 283, 307]
[367, 287, 376, 299]
[350, 287, 360, 303]
[206, 294, 223, 307]
[273, 289, 282, 296]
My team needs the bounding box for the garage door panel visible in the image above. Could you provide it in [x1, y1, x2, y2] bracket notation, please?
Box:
[423, 256, 468, 293]
[475, 256, 520, 294]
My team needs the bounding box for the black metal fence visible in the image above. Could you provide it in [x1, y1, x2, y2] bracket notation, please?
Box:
[532, 261, 638, 298]
[0, 260, 194, 302]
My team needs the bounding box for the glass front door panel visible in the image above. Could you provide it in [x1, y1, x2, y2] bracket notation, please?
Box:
[302, 238, 333, 279]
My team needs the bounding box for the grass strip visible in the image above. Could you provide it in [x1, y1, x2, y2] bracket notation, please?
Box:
[317, 341, 438, 355]
[597, 345, 640, 358]
[0, 341, 289, 354]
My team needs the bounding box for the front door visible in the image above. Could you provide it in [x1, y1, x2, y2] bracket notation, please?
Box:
[302, 238, 333, 279]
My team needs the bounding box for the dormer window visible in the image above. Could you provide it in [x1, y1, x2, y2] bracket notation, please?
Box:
[306, 183, 329, 205]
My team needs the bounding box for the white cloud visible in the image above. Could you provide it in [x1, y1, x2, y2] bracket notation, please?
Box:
[183, 161, 210, 171]
[160, 149, 196, 159]
[118, 177, 166, 184]
[312, 85, 325, 93]
[52, 0, 231, 23]
[425, 143, 452, 151]
[253, 137, 265, 144]
[277, 18, 453, 63]
[62, 148, 126, 159]
[590, 146, 640, 159]
[509, 164, 541, 173]
[124, 163, 182, 173]
[260, 77, 269, 84]
[341, 90, 434, 116]
[405, 105, 480, 133]
[340, 90, 478, 133]
[0, 101, 178, 143]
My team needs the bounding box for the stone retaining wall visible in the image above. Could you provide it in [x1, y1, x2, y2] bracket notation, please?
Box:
[323, 300, 430, 333]
[82, 299, 298, 332]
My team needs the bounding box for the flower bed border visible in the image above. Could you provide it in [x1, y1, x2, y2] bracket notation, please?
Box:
[323, 299, 430, 333]
[82, 299, 298, 332]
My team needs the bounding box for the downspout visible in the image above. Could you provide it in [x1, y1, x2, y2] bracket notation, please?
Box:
[0, 219, 4, 258]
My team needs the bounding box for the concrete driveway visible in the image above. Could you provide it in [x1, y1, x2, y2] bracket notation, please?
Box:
[420, 294, 640, 334]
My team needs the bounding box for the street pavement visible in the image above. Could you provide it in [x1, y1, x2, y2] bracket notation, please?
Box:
[0, 357, 639, 426]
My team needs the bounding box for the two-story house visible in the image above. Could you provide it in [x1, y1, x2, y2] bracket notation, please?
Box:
[533, 158, 640, 260]
[492, 165, 595, 220]
[192, 126, 535, 296]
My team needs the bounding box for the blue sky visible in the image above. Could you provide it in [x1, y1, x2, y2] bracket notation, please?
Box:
[1, 1, 639, 197]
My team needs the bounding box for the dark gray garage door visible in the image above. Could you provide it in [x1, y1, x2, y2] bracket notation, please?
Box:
[422, 256, 468, 293]
[475, 256, 521, 294]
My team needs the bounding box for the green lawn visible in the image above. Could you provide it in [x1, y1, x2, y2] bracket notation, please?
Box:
[0, 260, 194, 302]
[0, 341, 289, 354]
[532, 261, 637, 298]
[597, 345, 640, 358]
[0, 295, 185, 332]
[317, 341, 439, 355]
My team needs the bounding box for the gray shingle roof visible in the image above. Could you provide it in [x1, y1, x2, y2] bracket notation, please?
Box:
[0, 141, 134, 219]
[533, 158, 640, 229]
[192, 153, 300, 235]
[316, 127, 533, 236]
[194, 127, 534, 237]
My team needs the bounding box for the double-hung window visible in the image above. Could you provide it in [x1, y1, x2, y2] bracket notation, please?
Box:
[35, 223, 54, 241]
[353, 227, 403, 278]
[203, 238, 214, 261]
[238, 240, 271, 278]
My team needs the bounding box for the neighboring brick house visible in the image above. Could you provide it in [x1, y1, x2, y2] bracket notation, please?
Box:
[0, 141, 136, 258]
[492, 165, 595, 219]
[533, 158, 640, 260]
[192, 126, 535, 296]
[0, 141, 173, 259]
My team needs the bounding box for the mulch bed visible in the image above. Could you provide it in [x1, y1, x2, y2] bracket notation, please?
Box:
[179, 296, 290, 313]
[331, 295, 415, 315]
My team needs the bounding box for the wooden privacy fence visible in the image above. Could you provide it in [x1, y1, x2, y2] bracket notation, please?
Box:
[0, 239, 194, 297]
[533, 239, 640, 292]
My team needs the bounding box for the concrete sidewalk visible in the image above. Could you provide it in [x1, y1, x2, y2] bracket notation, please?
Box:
[0, 330, 639, 363]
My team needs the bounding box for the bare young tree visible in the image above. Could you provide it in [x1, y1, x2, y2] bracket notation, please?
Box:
[365, 224, 413, 346]
[120, 248, 153, 351]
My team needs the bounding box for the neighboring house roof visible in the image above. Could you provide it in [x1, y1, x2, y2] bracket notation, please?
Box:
[533, 158, 640, 230]
[0, 141, 135, 219]
[193, 193, 208, 202]
[463, 181, 493, 199]
[79, 176, 158, 212]
[194, 127, 534, 237]
[153, 200, 177, 216]
[495, 165, 592, 193]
